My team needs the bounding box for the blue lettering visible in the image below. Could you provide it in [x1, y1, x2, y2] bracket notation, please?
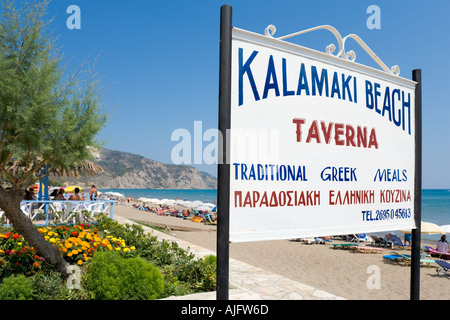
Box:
[382, 86, 392, 121]
[374, 168, 408, 181]
[233, 163, 239, 180]
[257, 164, 264, 180]
[241, 163, 248, 180]
[238, 48, 260, 106]
[321, 166, 357, 181]
[282, 58, 295, 96]
[392, 89, 401, 127]
[296, 63, 310, 95]
[374, 82, 382, 114]
[311, 66, 329, 97]
[330, 72, 341, 99]
[262, 55, 280, 99]
[342, 74, 353, 102]
[365, 80, 374, 110]
[402, 91, 411, 134]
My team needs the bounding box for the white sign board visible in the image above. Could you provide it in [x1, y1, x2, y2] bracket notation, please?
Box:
[229, 28, 416, 242]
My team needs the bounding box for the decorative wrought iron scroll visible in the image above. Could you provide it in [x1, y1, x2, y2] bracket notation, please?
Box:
[264, 24, 400, 76]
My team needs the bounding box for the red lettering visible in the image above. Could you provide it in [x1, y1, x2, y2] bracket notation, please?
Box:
[320, 121, 334, 144]
[334, 123, 345, 145]
[345, 125, 356, 146]
[292, 118, 306, 142]
[306, 120, 320, 143]
[368, 128, 378, 149]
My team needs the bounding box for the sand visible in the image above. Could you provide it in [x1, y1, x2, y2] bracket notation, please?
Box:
[113, 204, 449, 300]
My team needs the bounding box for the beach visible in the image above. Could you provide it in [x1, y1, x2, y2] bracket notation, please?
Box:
[113, 204, 449, 300]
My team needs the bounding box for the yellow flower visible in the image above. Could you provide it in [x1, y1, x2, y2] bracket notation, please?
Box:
[77, 260, 83, 265]
[123, 248, 129, 252]
[67, 252, 73, 257]
[107, 244, 113, 251]
[130, 246, 136, 250]
[72, 250, 78, 255]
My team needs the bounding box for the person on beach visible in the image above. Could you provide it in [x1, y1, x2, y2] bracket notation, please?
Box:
[89, 185, 98, 201]
[24, 188, 35, 200]
[382, 233, 393, 247]
[404, 233, 411, 245]
[54, 189, 65, 200]
[436, 235, 449, 253]
[69, 187, 84, 201]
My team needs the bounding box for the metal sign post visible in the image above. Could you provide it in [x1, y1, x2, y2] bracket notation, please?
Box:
[217, 4, 232, 301]
[411, 69, 422, 300]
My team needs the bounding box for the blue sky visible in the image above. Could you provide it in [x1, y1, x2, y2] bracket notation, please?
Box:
[45, 1, 450, 188]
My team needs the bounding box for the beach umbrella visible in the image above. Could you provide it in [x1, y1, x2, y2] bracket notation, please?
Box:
[212, 206, 217, 212]
[183, 201, 198, 208]
[164, 199, 176, 206]
[400, 221, 446, 234]
[203, 203, 216, 208]
[439, 225, 450, 234]
[104, 191, 124, 197]
[157, 199, 169, 205]
[191, 200, 204, 206]
[64, 186, 83, 193]
[195, 205, 212, 212]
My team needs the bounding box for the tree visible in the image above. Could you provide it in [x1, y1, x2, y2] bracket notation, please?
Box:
[0, 0, 107, 276]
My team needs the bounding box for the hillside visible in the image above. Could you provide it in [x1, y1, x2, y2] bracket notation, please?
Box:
[51, 148, 217, 189]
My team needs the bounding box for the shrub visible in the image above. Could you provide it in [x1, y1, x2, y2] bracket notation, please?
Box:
[86, 251, 164, 300]
[0, 274, 34, 300]
[31, 271, 71, 300]
[95, 214, 217, 296]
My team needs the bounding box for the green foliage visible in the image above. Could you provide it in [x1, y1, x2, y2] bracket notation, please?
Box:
[0, 216, 217, 299]
[0, 274, 34, 300]
[0, 0, 108, 187]
[30, 270, 70, 300]
[86, 251, 164, 300]
[96, 214, 217, 296]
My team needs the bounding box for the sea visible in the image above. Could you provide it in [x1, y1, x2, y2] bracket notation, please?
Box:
[100, 188, 450, 242]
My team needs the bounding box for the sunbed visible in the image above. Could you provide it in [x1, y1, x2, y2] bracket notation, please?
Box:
[332, 243, 356, 249]
[428, 248, 450, 260]
[391, 251, 437, 268]
[383, 254, 404, 263]
[390, 235, 411, 250]
[435, 259, 450, 276]
[350, 246, 384, 254]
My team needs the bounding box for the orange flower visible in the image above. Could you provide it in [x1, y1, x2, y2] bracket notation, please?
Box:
[33, 262, 39, 268]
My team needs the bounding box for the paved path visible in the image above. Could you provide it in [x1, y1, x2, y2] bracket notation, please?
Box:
[113, 214, 345, 300]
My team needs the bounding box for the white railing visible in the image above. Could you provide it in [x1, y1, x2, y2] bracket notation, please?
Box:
[0, 200, 114, 226]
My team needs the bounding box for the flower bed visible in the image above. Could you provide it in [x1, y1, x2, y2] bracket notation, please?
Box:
[0, 215, 216, 299]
